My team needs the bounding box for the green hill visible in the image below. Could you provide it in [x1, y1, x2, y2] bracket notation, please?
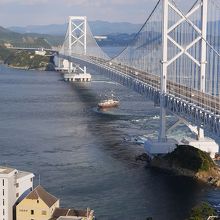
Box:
[5, 50, 54, 70]
[188, 202, 217, 220]
[164, 145, 215, 172]
[0, 27, 52, 48]
[0, 45, 12, 62]
[150, 145, 220, 187]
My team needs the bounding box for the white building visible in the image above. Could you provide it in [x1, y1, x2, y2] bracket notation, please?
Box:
[0, 166, 34, 220]
[4, 43, 13, 48]
[94, 35, 107, 41]
[35, 49, 46, 56]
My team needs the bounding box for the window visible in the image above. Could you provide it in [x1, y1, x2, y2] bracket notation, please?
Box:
[16, 193, 19, 198]
[42, 210, 47, 215]
[2, 179, 4, 186]
[3, 189, 4, 196]
[19, 209, 28, 212]
[16, 183, 19, 188]
[3, 209, 4, 215]
[3, 199, 4, 206]
[31, 210, 34, 215]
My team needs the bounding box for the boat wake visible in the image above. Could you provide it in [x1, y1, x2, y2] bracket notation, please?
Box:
[92, 80, 119, 85]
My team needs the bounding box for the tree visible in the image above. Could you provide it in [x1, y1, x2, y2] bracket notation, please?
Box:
[188, 202, 217, 220]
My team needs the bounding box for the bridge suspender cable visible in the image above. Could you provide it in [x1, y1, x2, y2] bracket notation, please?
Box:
[108, 0, 161, 61]
[172, 0, 220, 58]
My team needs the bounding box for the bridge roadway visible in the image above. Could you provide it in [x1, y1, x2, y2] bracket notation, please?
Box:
[90, 56, 220, 113]
[59, 53, 220, 136]
[10, 47, 57, 53]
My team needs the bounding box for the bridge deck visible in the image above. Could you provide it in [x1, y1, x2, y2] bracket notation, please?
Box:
[89, 56, 220, 116]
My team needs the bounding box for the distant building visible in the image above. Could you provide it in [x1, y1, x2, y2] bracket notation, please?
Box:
[35, 49, 46, 56]
[4, 43, 13, 48]
[94, 35, 107, 41]
[49, 207, 94, 220]
[0, 166, 34, 220]
[16, 185, 59, 220]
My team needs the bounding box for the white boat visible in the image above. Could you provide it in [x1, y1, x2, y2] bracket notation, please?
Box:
[98, 99, 119, 109]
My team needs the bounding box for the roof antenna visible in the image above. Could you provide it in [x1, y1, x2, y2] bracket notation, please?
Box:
[38, 174, 41, 186]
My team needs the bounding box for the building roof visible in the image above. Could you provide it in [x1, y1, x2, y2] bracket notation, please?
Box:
[0, 166, 34, 179]
[49, 208, 89, 220]
[16, 171, 34, 179]
[26, 185, 58, 207]
[0, 166, 16, 174]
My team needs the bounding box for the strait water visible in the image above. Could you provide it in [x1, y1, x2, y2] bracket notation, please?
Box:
[0, 64, 220, 220]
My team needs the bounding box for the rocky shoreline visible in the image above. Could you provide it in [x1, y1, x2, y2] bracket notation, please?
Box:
[7, 64, 54, 71]
[136, 145, 220, 187]
[150, 157, 220, 187]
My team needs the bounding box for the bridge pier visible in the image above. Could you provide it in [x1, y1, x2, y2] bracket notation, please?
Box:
[54, 56, 73, 72]
[145, 101, 178, 158]
[54, 55, 91, 82]
[167, 117, 218, 159]
[197, 127, 204, 140]
[143, 0, 178, 157]
[64, 66, 91, 82]
[158, 97, 167, 142]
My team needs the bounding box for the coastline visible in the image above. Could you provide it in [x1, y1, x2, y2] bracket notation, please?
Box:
[7, 65, 50, 71]
[137, 145, 220, 188]
[150, 157, 220, 187]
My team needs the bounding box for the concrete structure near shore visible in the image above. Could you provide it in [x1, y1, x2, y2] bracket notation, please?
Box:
[0, 166, 34, 220]
[63, 73, 91, 82]
[180, 137, 219, 159]
[54, 57, 91, 82]
[144, 136, 219, 159]
[54, 58, 70, 72]
[144, 138, 178, 158]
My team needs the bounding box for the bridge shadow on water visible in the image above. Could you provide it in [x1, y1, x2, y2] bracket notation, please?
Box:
[68, 82, 141, 165]
[67, 81, 210, 220]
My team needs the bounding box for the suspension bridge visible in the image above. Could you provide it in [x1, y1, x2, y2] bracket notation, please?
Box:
[30, 0, 220, 157]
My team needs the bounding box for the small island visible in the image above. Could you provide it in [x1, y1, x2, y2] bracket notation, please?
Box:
[138, 145, 220, 187]
[188, 202, 218, 220]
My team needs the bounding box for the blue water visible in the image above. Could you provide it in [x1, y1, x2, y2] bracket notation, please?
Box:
[0, 64, 219, 220]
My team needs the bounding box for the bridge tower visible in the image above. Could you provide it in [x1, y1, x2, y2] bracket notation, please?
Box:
[68, 16, 86, 72]
[160, 0, 208, 141]
[64, 16, 91, 82]
[145, 0, 215, 157]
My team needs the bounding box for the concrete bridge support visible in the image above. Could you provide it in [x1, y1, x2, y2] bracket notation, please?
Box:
[66, 16, 91, 81]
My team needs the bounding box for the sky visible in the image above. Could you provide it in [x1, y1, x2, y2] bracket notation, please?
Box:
[0, 0, 210, 28]
[0, 0, 160, 27]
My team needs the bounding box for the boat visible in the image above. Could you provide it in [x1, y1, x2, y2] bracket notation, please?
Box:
[98, 99, 119, 109]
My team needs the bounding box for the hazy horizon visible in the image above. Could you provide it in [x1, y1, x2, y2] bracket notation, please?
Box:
[6, 19, 142, 29]
[0, 0, 159, 27]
